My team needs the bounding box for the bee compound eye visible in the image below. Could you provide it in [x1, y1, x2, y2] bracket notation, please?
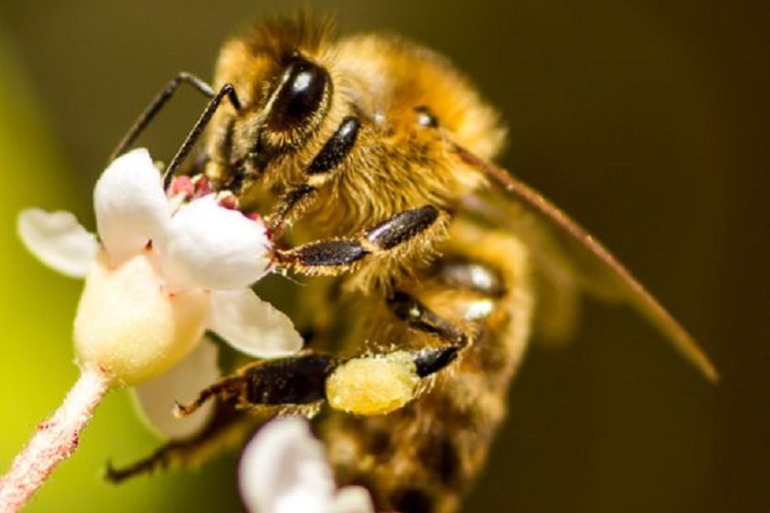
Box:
[267, 57, 330, 132]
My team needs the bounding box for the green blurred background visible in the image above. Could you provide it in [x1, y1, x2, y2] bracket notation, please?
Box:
[0, 0, 767, 512]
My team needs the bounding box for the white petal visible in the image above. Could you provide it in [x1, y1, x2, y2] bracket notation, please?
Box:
[17, 209, 98, 278]
[331, 487, 375, 513]
[157, 195, 272, 292]
[132, 337, 220, 439]
[94, 148, 169, 264]
[209, 289, 303, 358]
[239, 418, 336, 513]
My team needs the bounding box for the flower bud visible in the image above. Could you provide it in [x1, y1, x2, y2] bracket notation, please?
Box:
[73, 251, 209, 386]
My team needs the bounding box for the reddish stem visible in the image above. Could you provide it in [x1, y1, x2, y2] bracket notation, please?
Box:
[0, 367, 110, 513]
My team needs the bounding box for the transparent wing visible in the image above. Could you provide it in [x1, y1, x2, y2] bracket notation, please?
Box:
[453, 143, 718, 382]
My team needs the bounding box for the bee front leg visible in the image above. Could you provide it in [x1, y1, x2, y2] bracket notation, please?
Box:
[275, 205, 444, 275]
[268, 116, 362, 231]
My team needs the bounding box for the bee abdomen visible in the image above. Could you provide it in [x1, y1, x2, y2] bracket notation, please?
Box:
[319, 221, 534, 513]
[325, 367, 508, 513]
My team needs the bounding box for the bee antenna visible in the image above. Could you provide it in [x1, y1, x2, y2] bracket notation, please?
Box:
[162, 83, 242, 190]
[109, 72, 215, 163]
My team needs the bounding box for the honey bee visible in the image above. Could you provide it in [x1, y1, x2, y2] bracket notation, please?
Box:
[106, 14, 717, 513]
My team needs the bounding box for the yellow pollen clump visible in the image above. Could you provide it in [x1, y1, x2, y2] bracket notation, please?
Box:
[326, 351, 420, 416]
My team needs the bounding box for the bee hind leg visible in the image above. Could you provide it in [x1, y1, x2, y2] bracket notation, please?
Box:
[105, 296, 468, 483]
[174, 352, 335, 418]
[172, 342, 461, 421]
[103, 352, 335, 483]
[104, 401, 251, 483]
[316, 291, 471, 416]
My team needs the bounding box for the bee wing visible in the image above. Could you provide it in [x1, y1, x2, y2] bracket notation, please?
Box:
[454, 144, 718, 382]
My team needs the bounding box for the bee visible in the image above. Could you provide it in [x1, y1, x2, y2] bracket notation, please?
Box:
[106, 14, 717, 513]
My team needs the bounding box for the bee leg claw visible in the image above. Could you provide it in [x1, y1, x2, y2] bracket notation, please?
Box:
[173, 401, 193, 418]
[174, 376, 247, 418]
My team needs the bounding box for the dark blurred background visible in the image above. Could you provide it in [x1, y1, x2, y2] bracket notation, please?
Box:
[0, 1, 767, 512]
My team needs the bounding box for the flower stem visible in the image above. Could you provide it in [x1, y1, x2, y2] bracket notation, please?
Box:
[0, 367, 110, 513]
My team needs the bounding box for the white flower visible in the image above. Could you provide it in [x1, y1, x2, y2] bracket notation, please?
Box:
[239, 418, 375, 513]
[18, 149, 303, 438]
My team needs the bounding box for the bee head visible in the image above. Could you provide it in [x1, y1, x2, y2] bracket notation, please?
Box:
[204, 16, 337, 197]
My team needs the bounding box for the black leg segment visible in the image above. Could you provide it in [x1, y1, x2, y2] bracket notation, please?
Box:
[175, 353, 337, 418]
[289, 239, 371, 268]
[412, 346, 460, 378]
[366, 206, 440, 251]
[276, 205, 443, 272]
[388, 291, 467, 346]
[307, 116, 361, 175]
[244, 353, 336, 405]
[269, 117, 361, 230]
[269, 183, 318, 234]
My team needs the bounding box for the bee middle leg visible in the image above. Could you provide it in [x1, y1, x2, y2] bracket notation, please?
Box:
[275, 204, 444, 274]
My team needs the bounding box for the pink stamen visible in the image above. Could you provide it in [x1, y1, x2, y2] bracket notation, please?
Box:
[192, 175, 212, 197]
[218, 193, 238, 210]
[169, 175, 194, 198]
